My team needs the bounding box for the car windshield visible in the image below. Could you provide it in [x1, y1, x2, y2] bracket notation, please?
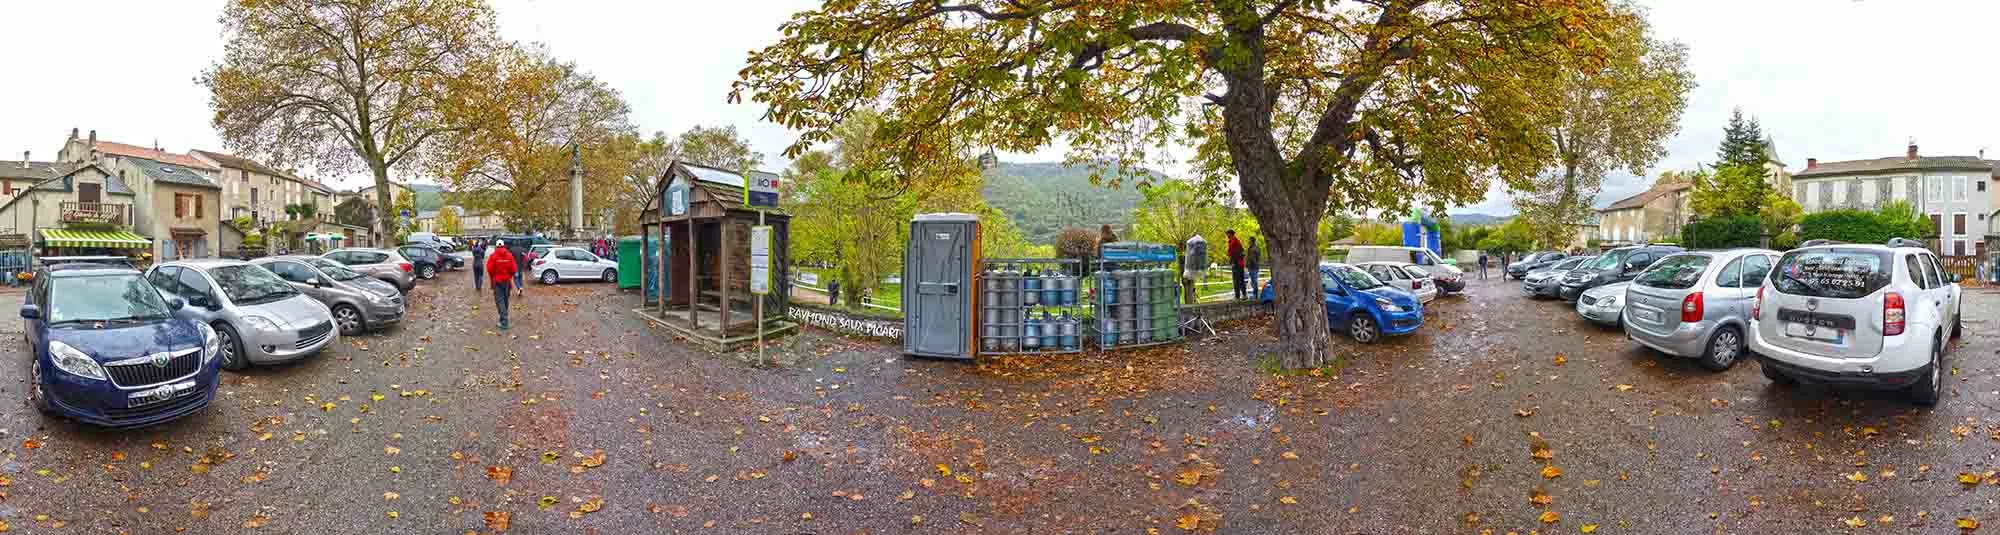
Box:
[1634, 254, 1710, 289]
[1549, 257, 1590, 270]
[1581, 251, 1627, 270]
[1771, 248, 1890, 299]
[1402, 265, 1431, 278]
[209, 265, 298, 304]
[1328, 266, 1383, 290]
[47, 274, 172, 325]
[309, 259, 366, 281]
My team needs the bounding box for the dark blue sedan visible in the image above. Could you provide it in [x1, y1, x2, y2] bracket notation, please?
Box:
[24, 263, 222, 427]
[1261, 262, 1423, 343]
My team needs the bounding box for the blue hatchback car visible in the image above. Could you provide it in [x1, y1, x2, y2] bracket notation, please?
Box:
[23, 263, 222, 427]
[1261, 262, 1424, 343]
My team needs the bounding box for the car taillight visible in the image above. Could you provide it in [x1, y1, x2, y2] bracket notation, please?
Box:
[1681, 291, 1704, 322]
[1884, 292, 1905, 336]
[1752, 286, 1763, 318]
[1411, 281, 1421, 290]
[398, 262, 413, 272]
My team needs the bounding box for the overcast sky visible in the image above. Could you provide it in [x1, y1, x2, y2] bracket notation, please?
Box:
[2, 1, 1996, 212]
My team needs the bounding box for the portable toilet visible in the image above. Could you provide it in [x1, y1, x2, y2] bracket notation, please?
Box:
[903, 213, 980, 359]
[617, 236, 643, 289]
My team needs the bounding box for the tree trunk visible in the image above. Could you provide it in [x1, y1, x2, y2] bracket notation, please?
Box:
[1260, 218, 1332, 368]
[1216, 61, 1334, 369]
[370, 162, 395, 246]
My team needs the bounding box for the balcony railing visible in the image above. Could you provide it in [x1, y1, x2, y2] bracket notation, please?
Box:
[60, 202, 130, 226]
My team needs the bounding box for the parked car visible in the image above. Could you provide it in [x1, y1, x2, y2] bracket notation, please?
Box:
[148, 259, 338, 370]
[1522, 256, 1594, 298]
[1622, 249, 1779, 371]
[397, 244, 460, 277]
[1574, 281, 1631, 328]
[22, 262, 222, 427]
[405, 232, 449, 250]
[531, 246, 620, 284]
[322, 248, 416, 292]
[1343, 245, 1466, 293]
[1259, 262, 1423, 343]
[252, 256, 406, 336]
[1408, 264, 1462, 296]
[1749, 239, 1962, 405]
[1555, 244, 1683, 302]
[1505, 251, 1568, 280]
[1356, 261, 1437, 304]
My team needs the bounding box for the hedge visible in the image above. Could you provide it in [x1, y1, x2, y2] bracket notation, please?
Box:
[1679, 216, 1761, 249]
[1798, 209, 1928, 245]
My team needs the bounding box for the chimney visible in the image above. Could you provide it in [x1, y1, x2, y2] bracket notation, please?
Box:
[88, 129, 96, 147]
[1806, 158, 1816, 169]
[21, 151, 28, 169]
[68, 127, 78, 140]
[1907, 142, 1918, 160]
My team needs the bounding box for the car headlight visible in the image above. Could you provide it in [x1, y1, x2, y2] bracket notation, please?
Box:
[198, 323, 221, 362]
[242, 315, 281, 332]
[48, 340, 108, 380]
[1375, 297, 1406, 312]
[1601, 295, 1621, 307]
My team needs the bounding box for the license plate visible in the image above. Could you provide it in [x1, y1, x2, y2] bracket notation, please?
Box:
[1633, 308, 1659, 322]
[128, 381, 195, 408]
[1784, 322, 1847, 345]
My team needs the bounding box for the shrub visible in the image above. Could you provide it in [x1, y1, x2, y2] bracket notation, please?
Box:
[1054, 227, 1099, 276]
[1679, 216, 1762, 249]
[1798, 204, 1930, 245]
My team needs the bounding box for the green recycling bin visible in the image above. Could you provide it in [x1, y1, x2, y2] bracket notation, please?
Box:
[617, 236, 643, 289]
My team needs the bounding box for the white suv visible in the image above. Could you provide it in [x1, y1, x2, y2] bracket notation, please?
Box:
[1749, 239, 1963, 405]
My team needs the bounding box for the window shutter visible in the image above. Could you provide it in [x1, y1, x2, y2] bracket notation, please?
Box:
[196, 194, 203, 217]
[174, 194, 185, 218]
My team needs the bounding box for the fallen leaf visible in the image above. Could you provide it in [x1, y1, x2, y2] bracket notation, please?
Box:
[1540, 511, 1560, 524]
[1530, 489, 1553, 506]
[483, 511, 511, 531]
[1961, 473, 1982, 486]
[1847, 471, 1868, 482]
[1175, 513, 1200, 530]
[898, 490, 915, 501]
[1958, 518, 1980, 530]
[1280, 451, 1300, 460]
[1581, 524, 1599, 533]
[1175, 467, 1202, 487]
[537, 496, 558, 510]
[242, 513, 270, 528]
[577, 450, 606, 469]
[1279, 496, 1297, 505]
[383, 492, 400, 501]
[910, 515, 923, 525]
[385, 511, 399, 519]
[1844, 516, 1866, 528]
[486, 466, 513, 485]
[578, 496, 603, 514]
[22, 439, 41, 450]
[1614, 384, 1634, 392]
[541, 451, 560, 464]
[1542, 466, 1563, 479]
[935, 464, 952, 477]
[1516, 408, 1536, 418]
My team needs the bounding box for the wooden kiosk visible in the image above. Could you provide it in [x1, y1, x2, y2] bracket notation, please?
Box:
[636, 161, 797, 351]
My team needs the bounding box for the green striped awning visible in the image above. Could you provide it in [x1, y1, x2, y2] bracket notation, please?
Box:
[42, 229, 152, 249]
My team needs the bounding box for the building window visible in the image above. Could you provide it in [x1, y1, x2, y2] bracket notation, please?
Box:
[1953, 213, 1967, 235]
[1953, 175, 1968, 201]
[1928, 176, 1944, 202]
[1955, 239, 1968, 257]
[1981, 181, 1989, 192]
[1930, 213, 1942, 238]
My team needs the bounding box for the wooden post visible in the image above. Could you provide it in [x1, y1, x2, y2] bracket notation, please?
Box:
[720, 219, 733, 335]
[687, 218, 698, 331]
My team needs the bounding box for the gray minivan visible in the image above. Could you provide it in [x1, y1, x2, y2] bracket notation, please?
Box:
[149, 259, 338, 370]
[323, 248, 416, 292]
[252, 256, 405, 335]
[1622, 249, 1778, 371]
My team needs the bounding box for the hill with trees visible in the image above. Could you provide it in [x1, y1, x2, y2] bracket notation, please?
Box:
[980, 162, 1144, 244]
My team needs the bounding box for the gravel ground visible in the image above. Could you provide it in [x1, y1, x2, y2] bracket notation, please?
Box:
[2, 271, 1998, 534]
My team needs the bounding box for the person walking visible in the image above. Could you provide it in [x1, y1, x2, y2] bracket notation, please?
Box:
[1477, 251, 1489, 280]
[1225, 230, 1245, 300]
[486, 242, 518, 330]
[511, 242, 528, 297]
[472, 240, 488, 290]
[1245, 237, 1262, 297]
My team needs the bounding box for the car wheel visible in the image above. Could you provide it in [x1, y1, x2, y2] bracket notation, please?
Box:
[1697, 326, 1742, 371]
[1348, 314, 1381, 344]
[419, 264, 437, 279]
[332, 305, 365, 336]
[1759, 361, 1793, 385]
[1908, 335, 1944, 407]
[214, 322, 249, 371]
[28, 360, 54, 415]
[542, 270, 560, 285]
[601, 268, 616, 283]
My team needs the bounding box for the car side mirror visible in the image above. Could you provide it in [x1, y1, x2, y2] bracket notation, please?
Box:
[306, 277, 325, 287]
[166, 297, 187, 310]
[19, 304, 40, 319]
[1949, 273, 1962, 284]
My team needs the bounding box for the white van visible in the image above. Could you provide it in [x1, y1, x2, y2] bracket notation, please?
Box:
[1343, 246, 1464, 293]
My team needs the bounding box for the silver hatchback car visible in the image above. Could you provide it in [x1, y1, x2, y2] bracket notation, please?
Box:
[148, 260, 338, 370]
[252, 256, 406, 335]
[1622, 249, 1778, 371]
[323, 248, 416, 292]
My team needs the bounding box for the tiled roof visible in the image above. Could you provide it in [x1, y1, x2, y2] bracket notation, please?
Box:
[1794, 155, 1993, 178]
[0, 160, 66, 181]
[126, 158, 220, 189]
[190, 150, 285, 177]
[1602, 181, 1690, 211]
[93, 140, 217, 170]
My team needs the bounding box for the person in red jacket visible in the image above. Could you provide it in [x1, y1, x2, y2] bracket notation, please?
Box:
[486, 244, 518, 330]
[1225, 229, 1245, 300]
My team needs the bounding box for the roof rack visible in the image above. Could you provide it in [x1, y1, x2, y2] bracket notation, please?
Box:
[1885, 237, 1925, 249]
[1799, 239, 1845, 248]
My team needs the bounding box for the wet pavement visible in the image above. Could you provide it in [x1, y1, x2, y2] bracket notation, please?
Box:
[3, 271, 1999, 534]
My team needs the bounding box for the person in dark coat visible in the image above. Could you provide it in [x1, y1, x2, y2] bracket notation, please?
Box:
[1245, 237, 1261, 297]
[472, 240, 487, 290]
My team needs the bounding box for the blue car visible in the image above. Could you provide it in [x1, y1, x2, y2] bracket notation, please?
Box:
[1260, 262, 1423, 343]
[23, 263, 222, 428]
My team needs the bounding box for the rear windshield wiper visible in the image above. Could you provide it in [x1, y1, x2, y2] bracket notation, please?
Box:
[1776, 270, 1828, 296]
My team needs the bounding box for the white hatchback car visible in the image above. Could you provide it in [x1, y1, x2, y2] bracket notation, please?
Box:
[1749, 239, 1963, 405]
[1355, 261, 1437, 304]
[529, 247, 618, 284]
